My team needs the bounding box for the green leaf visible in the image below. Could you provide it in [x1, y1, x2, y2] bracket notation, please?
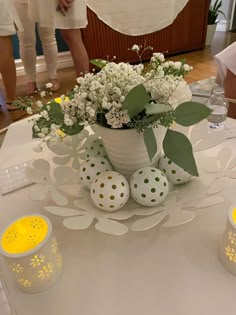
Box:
[143, 128, 157, 161]
[90, 59, 108, 69]
[122, 84, 151, 118]
[47, 101, 64, 121]
[145, 103, 173, 115]
[61, 122, 84, 136]
[174, 101, 211, 126]
[217, 9, 226, 18]
[163, 129, 198, 176]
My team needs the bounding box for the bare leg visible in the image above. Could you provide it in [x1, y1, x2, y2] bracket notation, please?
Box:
[60, 29, 89, 77]
[0, 35, 17, 110]
[224, 70, 236, 119]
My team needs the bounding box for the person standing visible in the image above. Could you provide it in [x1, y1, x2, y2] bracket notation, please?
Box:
[0, 0, 23, 111]
[28, 0, 89, 77]
[14, 0, 60, 95]
[215, 42, 236, 118]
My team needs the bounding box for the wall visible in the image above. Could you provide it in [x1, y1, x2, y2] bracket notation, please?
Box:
[210, 0, 233, 19]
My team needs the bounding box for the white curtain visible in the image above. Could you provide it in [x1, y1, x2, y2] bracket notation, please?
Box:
[86, 0, 190, 36]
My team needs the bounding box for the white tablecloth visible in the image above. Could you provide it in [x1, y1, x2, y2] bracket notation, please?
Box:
[0, 118, 236, 315]
[87, 0, 190, 35]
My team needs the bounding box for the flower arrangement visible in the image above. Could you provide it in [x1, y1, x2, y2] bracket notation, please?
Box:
[15, 45, 211, 177]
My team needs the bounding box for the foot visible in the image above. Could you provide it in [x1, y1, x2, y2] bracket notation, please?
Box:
[6, 102, 18, 111]
[26, 82, 37, 96]
[49, 79, 60, 92]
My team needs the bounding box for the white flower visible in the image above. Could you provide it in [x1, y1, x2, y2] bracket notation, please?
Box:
[131, 44, 140, 52]
[64, 118, 74, 126]
[153, 52, 165, 62]
[34, 125, 40, 132]
[174, 61, 182, 70]
[40, 91, 46, 98]
[87, 107, 95, 117]
[41, 127, 49, 135]
[36, 100, 43, 109]
[183, 64, 190, 72]
[26, 107, 33, 115]
[105, 108, 130, 128]
[45, 82, 53, 89]
[41, 110, 49, 120]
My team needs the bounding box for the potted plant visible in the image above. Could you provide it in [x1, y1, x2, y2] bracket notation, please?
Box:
[206, 0, 226, 46]
[14, 45, 211, 178]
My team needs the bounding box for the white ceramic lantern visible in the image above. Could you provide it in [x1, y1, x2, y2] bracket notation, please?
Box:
[130, 167, 169, 206]
[158, 155, 192, 184]
[219, 207, 236, 275]
[90, 171, 129, 211]
[79, 157, 113, 188]
[0, 214, 63, 293]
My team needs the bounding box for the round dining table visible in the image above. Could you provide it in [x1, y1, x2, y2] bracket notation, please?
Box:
[0, 116, 236, 315]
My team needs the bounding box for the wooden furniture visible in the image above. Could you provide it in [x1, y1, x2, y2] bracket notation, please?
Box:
[82, 0, 210, 63]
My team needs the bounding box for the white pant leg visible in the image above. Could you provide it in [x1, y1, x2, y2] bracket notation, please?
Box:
[38, 25, 58, 80]
[15, 2, 37, 82]
[15, 2, 58, 82]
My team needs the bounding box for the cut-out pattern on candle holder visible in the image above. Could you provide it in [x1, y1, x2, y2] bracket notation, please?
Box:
[0, 214, 63, 293]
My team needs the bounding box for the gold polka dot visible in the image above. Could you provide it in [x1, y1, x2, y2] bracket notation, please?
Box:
[108, 176, 112, 179]
[99, 194, 104, 199]
[99, 204, 103, 207]
[100, 183, 105, 188]
[110, 205, 114, 208]
[110, 195, 115, 200]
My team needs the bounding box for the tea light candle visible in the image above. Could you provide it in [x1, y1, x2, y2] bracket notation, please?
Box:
[0, 214, 63, 293]
[219, 207, 236, 275]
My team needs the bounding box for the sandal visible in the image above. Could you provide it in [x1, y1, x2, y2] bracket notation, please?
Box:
[49, 79, 60, 92]
[6, 102, 19, 112]
[26, 82, 37, 96]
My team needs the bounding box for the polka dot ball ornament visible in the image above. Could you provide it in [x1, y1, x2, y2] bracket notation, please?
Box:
[90, 171, 130, 212]
[84, 135, 107, 159]
[79, 157, 113, 189]
[158, 155, 193, 185]
[130, 167, 169, 207]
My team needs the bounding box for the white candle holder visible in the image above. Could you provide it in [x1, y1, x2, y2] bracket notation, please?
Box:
[219, 207, 236, 275]
[0, 214, 63, 293]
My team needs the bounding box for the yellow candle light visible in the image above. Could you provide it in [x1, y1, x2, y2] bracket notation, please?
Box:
[1, 215, 48, 254]
[0, 214, 63, 293]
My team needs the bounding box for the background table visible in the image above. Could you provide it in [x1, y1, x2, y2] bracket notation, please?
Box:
[0, 117, 236, 315]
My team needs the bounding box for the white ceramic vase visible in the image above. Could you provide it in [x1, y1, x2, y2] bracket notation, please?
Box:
[94, 124, 167, 178]
[205, 24, 217, 46]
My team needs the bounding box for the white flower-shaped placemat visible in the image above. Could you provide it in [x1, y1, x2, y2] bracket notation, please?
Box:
[198, 147, 236, 194]
[25, 159, 75, 206]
